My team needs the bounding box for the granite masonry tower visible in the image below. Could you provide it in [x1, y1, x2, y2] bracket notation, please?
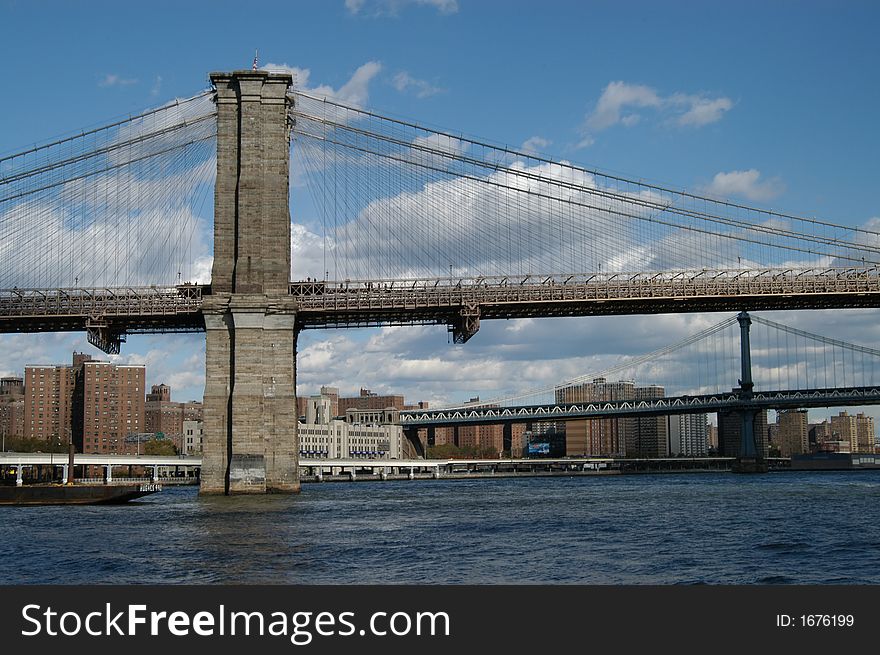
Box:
[200, 71, 299, 494]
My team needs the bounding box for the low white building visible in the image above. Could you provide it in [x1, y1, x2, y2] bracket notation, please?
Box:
[299, 420, 404, 459]
[299, 395, 404, 459]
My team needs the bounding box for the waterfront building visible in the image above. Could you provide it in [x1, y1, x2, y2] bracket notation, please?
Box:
[23, 353, 145, 453]
[855, 413, 875, 453]
[302, 421, 405, 459]
[830, 411, 858, 453]
[668, 413, 709, 456]
[23, 353, 91, 444]
[809, 420, 832, 452]
[144, 384, 203, 452]
[76, 360, 145, 454]
[707, 423, 718, 451]
[558, 378, 634, 456]
[345, 407, 400, 425]
[775, 409, 809, 457]
[631, 385, 668, 458]
[559, 378, 671, 457]
[299, 393, 405, 459]
[183, 420, 203, 455]
[0, 377, 24, 443]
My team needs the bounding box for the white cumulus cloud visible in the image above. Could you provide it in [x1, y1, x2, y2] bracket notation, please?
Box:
[705, 169, 785, 202]
[579, 81, 733, 147]
[264, 61, 382, 107]
[520, 136, 551, 155]
[345, 0, 458, 16]
[98, 73, 138, 88]
[392, 71, 444, 98]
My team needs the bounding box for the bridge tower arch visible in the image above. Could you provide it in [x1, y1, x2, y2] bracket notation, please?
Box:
[200, 71, 299, 494]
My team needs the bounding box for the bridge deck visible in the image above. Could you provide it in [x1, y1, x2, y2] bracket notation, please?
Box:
[1, 268, 878, 340]
[399, 386, 880, 426]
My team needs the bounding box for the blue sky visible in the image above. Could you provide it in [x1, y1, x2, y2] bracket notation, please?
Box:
[2, 0, 880, 421]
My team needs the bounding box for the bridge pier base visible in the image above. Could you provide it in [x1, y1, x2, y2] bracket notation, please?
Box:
[201, 302, 299, 495]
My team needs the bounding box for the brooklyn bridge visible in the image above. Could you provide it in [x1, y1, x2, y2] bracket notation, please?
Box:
[2, 70, 879, 494]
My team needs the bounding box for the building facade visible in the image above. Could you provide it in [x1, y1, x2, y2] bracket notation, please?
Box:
[183, 420, 204, 455]
[855, 413, 875, 453]
[299, 393, 405, 459]
[631, 385, 668, 458]
[775, 409, 809, 457]
[0, 377, 24, 443]
[668, 413, 709, 456]
[559, 378, 672, 457]
[23, 353, 91, 444]
[830, 411, 858, 453]
[559, 378, 634, 456]
[144, 384, 203, 451]
[77, 361, 145, 454]
[298, 421, 405, 459]
[337, 388, 406, 414]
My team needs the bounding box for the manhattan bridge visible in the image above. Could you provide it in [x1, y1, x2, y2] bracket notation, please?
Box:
[2, 70, 879, 494]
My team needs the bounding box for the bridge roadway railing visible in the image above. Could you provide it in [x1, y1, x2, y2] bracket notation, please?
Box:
[292, 266, 880, 326]
[399, 386, 880, 426]
[1, 266, 879, 334]
[0, 284, 204, 333]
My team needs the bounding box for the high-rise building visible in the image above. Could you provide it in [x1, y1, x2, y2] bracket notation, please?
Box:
[775, 409, 808, 457]
[707, 423, 718, 451]
[559, 378, 634, 456]
[25, 353, 145, 453]
[0, 377, 23, 396]
[23, 353, 90, 443]
[631, 385, 668, 458]
[144, 384, 203, 451]
[809, 421, 832, 451]
[76, 361, 145, 453]
[296, 396, 309, 419]
[0, 377, 25, 443]
[147, 383, 171, 402]
[855, 413, 875, 453]
[668, 414, 709, 456]
[830, 411, 858, 453]
[559, 378, 670, 456]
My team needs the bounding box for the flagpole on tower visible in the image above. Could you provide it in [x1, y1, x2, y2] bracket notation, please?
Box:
[252, 49, 259, 71]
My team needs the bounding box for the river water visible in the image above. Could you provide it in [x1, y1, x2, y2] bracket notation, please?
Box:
[3, 471, 880, 584]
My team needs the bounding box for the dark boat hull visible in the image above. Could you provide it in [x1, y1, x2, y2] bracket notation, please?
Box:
[0, 483, 161, 506]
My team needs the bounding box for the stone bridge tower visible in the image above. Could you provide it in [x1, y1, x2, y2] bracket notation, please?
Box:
[200, 71, 299, 494]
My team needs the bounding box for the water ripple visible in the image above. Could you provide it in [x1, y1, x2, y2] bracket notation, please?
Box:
[2, 471, 880, 584]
